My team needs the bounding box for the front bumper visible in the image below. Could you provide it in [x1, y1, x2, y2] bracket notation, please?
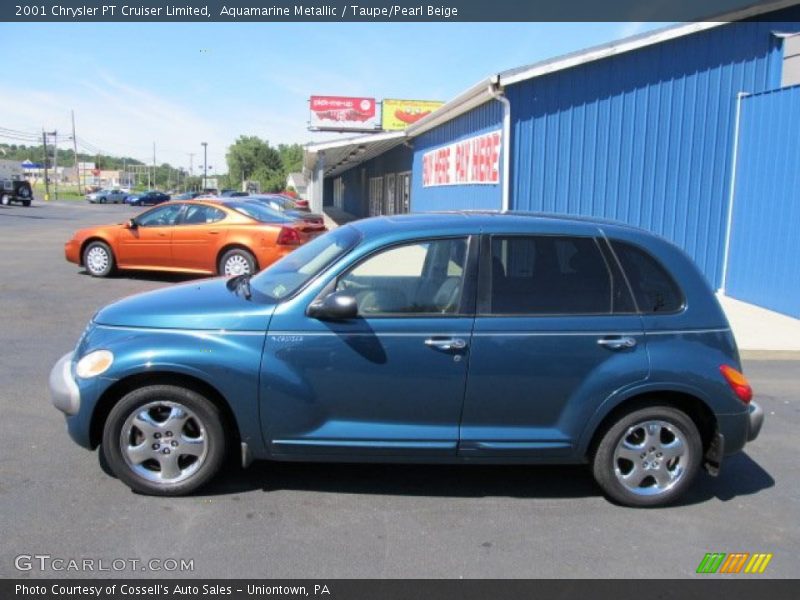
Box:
[747, 401, 764, 442]
[49, 352, 80, 416]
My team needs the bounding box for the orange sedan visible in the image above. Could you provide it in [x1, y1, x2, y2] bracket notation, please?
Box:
[64, 199, 327, 277]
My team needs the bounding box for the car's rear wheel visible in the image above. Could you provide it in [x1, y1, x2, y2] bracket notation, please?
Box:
[592, 405, 702, 507]
[102, 385, 226, 496]
[219, 248, 256, 277]
[83, 241, 115, 277]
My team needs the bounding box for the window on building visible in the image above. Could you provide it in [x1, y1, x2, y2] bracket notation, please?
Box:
[398, 172, 411, 214]
[610, 241, 684, 313]
[369, 177, 384, 216]
[489, 236, 618, 315]
[385, 173, 396, 215]
[333, 177, 344, 210]
[337, 238, 468, 315]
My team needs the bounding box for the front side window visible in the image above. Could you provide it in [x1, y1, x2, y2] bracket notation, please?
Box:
[490, 236, 617, 315]
[336, 238, 468, 316]
[610, 241, 684, 313]
[136, 204, 183, 227]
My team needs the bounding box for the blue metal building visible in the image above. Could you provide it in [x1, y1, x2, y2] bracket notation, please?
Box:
[305, 2, 800, 317]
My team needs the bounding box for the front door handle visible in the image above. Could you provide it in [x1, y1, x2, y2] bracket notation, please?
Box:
[425, 337, 467, 351]
[597, 336, 637, 350]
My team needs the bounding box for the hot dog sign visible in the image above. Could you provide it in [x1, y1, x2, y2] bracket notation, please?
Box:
[382, 99, 445, 131]
[309, 96, 379, 131]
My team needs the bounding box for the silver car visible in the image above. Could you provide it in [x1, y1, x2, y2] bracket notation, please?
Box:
[86, 189, 128, 204]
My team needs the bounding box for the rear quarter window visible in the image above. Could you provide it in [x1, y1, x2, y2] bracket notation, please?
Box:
[610, 240, 685, 313]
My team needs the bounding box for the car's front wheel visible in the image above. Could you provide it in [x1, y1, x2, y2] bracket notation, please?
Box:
[102, 385, 226, 495]
[83, 241, 115, 277]
[592, 405, 702, 507]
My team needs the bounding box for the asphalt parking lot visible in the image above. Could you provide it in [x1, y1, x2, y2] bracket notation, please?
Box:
[0, 200, 798, 579]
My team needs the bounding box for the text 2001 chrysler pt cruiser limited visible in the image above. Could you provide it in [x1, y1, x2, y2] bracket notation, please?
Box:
[50, 213, 763, 506]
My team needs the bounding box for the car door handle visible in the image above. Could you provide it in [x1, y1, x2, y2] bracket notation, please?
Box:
[597, 336, 637, 350]
[425, 337, 467, 351]
[208, 230, 220, 234]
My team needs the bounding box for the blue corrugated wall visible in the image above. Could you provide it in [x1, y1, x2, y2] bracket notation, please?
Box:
[507, 20, 799, 287]
[725, 86, 800, 318]
[411, 101, 504, 212]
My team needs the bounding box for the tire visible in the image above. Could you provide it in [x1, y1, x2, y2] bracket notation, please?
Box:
[101, 385, 226, 496]
[83, 241, 115, 277]
[0, 194, 9, 206]
[99, 197, 106, 204]
[219, 248, 257, 277]
[592, 405, 702, 507]
[22, 199, 31, 207]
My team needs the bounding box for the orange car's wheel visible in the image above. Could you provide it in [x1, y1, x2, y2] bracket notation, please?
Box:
[83, 241, 115, 277]
[219, 248, 256, 277]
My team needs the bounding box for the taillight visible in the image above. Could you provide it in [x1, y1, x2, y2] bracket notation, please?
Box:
[720, 365, 753, 404]
[276, 226, 301, 245]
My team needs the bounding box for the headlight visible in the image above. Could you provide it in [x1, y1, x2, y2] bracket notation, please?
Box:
[75, 350, 114, 379]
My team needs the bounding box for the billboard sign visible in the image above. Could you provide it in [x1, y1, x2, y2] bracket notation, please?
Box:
[382, 99, 445, 130]
[309, 96, 379, 131]
[422, 130, 502, 187]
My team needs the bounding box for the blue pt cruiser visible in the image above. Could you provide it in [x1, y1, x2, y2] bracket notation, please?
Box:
[50, 213, 763, 506]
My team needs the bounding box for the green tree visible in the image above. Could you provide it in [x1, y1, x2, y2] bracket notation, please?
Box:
[226, 135, 283, 190]
[277, 143, 304, 174]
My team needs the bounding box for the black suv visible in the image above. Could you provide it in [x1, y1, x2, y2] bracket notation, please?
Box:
[0, 179, 33, 206]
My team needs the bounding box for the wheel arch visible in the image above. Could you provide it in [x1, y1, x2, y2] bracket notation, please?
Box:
[583, 389, 718, 460]
[216, 243, 259, 274]
[79, 237, 113, 266]
[89, 371, 241, 451]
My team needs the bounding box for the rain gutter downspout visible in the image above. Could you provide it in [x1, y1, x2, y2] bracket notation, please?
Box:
[488, 82, 511, 212]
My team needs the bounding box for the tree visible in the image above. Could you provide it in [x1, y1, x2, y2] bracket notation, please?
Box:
[226, 136, 283, 190]
[277, 143, 304, 174]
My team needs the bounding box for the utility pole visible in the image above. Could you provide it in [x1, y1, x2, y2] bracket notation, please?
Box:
[53, 130, 59, 200]
[152, 142, 157, 190]
[187, 153, 195, 177]
[201, 142, 208, 191]
[42, 130, 50, 201]
[71, 110, 82, 195]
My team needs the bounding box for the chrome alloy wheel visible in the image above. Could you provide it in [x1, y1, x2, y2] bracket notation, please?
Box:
[613, 420, 689, 496]
[223, 254, 251, 276]
[120, 401, 208, 484]
[85, 246, 109, 274]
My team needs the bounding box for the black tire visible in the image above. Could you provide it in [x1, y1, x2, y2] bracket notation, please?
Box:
[218, 247, 257, 276]
[99, 197, 106, 204]
[82, 241, 115, 277]
[22, 199, 31, 207]
[101, 385, 226, 496]
[592, 405, 702, 507]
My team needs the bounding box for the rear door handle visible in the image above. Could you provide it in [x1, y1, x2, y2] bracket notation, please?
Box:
[425, 337, 467, 351]
[597, 336, 637, 350]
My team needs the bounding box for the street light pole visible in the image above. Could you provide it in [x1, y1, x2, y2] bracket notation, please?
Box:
[201, 142, 208, 191]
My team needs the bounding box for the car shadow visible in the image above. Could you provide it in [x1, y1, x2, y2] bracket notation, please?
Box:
[78, 269, 207, 284]
[197, 451, 774, 505]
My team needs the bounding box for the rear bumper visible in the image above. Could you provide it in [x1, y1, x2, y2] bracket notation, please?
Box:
[747, 401, 764, 442]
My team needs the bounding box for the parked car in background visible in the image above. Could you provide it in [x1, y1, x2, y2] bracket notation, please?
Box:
[219, 189, 249, 197]
[249, 193, 323, 225]
[64, 198, 327, 278]
[87, 189, 129, 204]
[51, 212, 761, 505]
[125, 191, 170, 206]
[0, 179, 33, 206]
[171, 192, 201, 201]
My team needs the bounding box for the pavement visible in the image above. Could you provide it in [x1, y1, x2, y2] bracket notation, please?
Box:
[0, 201, 798, 579]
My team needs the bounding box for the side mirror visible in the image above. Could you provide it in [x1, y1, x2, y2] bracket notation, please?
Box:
[308, 291, 358, 321]
[126, 218, 138, 229]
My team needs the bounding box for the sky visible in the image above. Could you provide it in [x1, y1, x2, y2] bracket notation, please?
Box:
[1, 21, 666, 173]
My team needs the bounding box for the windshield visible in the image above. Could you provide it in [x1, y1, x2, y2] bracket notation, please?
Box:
[251, 225, 361, 300]
[227, 201, 294, 223]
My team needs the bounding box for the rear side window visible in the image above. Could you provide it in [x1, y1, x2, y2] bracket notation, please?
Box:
[610, 241, 684, 313]
[490, 236, 619, 315]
